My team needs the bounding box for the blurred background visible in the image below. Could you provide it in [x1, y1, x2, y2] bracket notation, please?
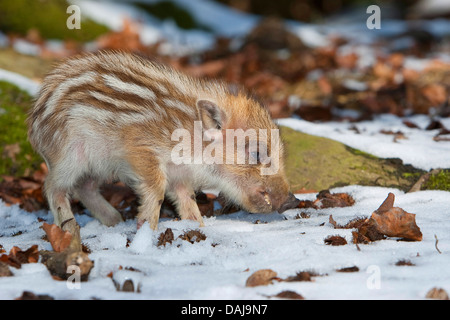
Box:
[0, 0, 449, 179]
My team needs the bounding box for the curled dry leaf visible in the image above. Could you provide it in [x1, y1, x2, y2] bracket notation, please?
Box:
[245, 269, 278, 287]
[369, 193, 422, 241]
[324, 235, 347, 246]
[0, 245, 39, 269]
[273, 290, 304, 300]
[329, 193, 422, 243]
[42, 222, 72, 252]
[157, 228, 174, 247]
[178, 230, 207, 244]
[15, 291, 54, 300]
[425, 287, 449, 300]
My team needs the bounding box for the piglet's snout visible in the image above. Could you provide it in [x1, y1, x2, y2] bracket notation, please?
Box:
[277, 192, 300, 213]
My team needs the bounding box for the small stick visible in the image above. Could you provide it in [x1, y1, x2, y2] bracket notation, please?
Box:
[435, 234, 442, 254]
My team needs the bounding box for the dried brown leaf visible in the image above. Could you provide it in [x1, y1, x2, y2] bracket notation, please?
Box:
[324, 235, 347, 246]
[245, 269, 277, 287]
[42, 223, 73, 252]
[273, 290, 304, 300]
[426, 287, 449, 300]
[178, 230, 207, 244]
[0, 245, 39, 268]
[157, 228, 174, 247]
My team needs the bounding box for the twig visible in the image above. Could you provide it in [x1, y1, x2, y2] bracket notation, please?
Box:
[408, 169, 441, 193]
[435, 234, 442, 254]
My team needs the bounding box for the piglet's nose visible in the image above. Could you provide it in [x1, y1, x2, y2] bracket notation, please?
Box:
[277, 192, 300, 213]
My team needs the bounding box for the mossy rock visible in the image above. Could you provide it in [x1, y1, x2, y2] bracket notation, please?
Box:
[281, 126, 424, 192]
[0, 0, 109, 42]
[0, 81, 42, 177]
[0, 48, 56, 80]
[134, 1, 212, 31]
[423, 169, 450, 191]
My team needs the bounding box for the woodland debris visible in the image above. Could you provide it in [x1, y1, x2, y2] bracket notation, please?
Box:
[178, 229, 207, 244]
[157, 228, 174, 247]
[245, 269, 278, 287]
[336, 266, 359, 272]
[425, 287, 449, 300]
[297, 190, 355, 210]
[0, 245, 39, 269]
[272, 290, 304, 300]
[39, 222, 93, 281]
[40, 249, 93, 281]
[324, 235, 347, 246]
[328, 193, 422, 244]
[41, 222, 72, 252]
[15, 291, 54, 300]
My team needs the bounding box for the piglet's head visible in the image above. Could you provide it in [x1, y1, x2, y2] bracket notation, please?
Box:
[197, 95, 298, 214]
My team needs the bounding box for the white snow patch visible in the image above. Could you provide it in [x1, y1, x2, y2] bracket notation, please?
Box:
[0, 184, 449, 299]
[277, 115, 450, 171]
[0, 68, 40, 96]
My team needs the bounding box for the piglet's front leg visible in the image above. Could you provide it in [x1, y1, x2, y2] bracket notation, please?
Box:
[126, 148, 166, 230]
[167, 184, 205, 227]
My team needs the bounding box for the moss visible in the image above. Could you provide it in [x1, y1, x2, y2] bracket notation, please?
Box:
[280, 126, 423, 191]
[423, 169, 450, 191]
[0, 0, 109, 42]
[134, 1, 212, 31]
[0, 81, 42, 177]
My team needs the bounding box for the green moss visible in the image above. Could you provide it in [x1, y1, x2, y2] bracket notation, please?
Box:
[0, 0, 109, 42]
[0, 81, 42, 177]
[134, 1, 212, 31]
[423, 169, 450, 191]
[280, 126, 423, 191]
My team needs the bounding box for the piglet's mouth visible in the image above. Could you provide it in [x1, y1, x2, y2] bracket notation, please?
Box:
[277, 192, 300, 213]
[263, 192, 271, 206]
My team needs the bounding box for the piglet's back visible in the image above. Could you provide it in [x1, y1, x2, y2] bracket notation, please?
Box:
[27, 51, 229, 157]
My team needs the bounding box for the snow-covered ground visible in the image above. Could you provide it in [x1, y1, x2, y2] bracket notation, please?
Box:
[1, 0, 450, 300]
[0, 185, 449, 300]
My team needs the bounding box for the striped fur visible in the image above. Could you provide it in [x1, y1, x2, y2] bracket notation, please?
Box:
[27, 51, 291, 240]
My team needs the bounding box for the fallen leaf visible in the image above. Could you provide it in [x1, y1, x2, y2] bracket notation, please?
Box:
[370, 193, 422, 241]
[395, 259, 415, 266]
[284, 271, 313, 282]
[425, 287, 449, 300]
[157, 228, 174, 247]
[329, 215, 367, 229]
[314, 190, 355, 208]
[324, 235, 347, 246]
[15, 291, 54, 300]
[273, 290, 304, 300]
[41, 223, 73, 252]
[178, 230, 207, 244]
[245, 269, 278, 287]
[336, 266, 359, 272]
[0, 245, 39, 268]
[353, 193, 422, 243]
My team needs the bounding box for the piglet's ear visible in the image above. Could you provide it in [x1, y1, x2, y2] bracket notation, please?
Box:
[197, 99, 225, 130]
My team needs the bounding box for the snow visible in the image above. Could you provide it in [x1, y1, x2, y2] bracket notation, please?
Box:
[0, 184, 449, 300]
[1, 0, 450, 301]
[0, 68, 40, 96]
